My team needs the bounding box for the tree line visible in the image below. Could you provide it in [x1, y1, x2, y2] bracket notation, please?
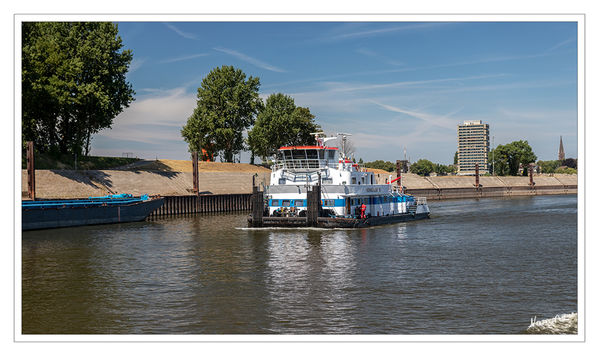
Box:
[362, 140, 576, 177]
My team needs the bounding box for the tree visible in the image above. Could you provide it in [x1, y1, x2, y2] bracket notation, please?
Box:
[562, 158, 577, 169]
[363, 160, 395, 172]
[434, 163, 455, 175]
[489, 140, 537, 176]
[410, 159, 435, 176]
[453, 151, 458, 165]
[247, 93, 320, 161]
[22, 22, 135, 156]
[537, 160, 561, 174]
[182, 66, 262, 162]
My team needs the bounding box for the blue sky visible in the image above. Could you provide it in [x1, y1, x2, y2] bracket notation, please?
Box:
[91, 21, 578, 164]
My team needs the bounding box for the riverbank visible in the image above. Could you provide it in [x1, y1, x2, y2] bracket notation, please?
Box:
[21, 160, 577, 199]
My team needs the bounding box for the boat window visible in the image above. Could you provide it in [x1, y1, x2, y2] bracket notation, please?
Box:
[293, 150, 306, 159]
[277, 151, 284, 160]
[271, 200, 279, 206]
[324, 199, 335, 207]
[282, 200, 291, 207]
[318, 150, 325, 159]
[328, 150, 335, 160]
[283, 150, 292, 159]
[278, 178, 286, 184]
[294, 200, 304, 207]
[306, 150, 318, 159]
[371, 174, 374, 184]
[351, 177, 356, 184]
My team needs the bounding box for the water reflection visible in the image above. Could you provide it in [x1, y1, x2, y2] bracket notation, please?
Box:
[264, 229, 358, 333]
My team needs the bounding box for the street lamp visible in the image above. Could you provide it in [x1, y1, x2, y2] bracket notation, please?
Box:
[492, 135, 495, 175]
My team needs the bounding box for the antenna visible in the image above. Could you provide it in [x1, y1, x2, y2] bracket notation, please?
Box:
[336, 133, 352, 159]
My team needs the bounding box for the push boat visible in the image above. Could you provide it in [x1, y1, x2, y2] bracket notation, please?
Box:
[22, 193, 164, 231]
[248, 133, 430, 228]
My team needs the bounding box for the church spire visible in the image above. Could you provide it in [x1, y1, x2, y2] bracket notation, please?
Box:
[558, 136, 565, 160]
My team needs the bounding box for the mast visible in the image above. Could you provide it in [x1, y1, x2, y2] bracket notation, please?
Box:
[336, 132, 352, 160]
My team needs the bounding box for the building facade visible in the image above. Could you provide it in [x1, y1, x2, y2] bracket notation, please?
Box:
[457, 120, 490, 175]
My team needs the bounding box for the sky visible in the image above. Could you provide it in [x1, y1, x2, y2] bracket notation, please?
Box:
[90, 21, 578, 164]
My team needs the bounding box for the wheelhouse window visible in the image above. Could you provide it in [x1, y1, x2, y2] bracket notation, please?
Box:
[282, 200, 291, 207]
[306, 149, 318, 160]
[294, 200, 304, 207]
[271, 200, 279, 206]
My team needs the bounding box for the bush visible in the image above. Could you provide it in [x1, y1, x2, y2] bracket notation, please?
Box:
[555, 167, 577, 174]
[363, 160, 395, 172]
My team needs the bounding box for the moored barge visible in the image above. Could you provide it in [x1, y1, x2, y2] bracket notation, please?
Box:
[22, 194, 164, 231]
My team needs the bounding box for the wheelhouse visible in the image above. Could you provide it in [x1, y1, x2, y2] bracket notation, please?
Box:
[273, 146, 338, 171]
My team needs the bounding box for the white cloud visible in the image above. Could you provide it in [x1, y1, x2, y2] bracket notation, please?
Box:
[324, 23, 451, 41]
[214, 47, 286, 73]
[159, 53, 209, 64]
[355, 48, 403, 66]
[547, 37, 576, 52]
[164, 23, 197, 40]
[370, 101, 460, 130]
[95, 87, 196, 147]
[129, 57, 146, 73]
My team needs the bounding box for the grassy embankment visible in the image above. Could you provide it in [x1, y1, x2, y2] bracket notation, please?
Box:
[22, 151, 140, 170]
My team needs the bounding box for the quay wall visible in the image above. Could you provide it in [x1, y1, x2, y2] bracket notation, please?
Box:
[22, 170, 577, 216]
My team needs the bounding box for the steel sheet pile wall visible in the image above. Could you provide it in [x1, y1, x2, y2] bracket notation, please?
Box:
[406, 185, 576, 200]
[149, 194, 252, 218]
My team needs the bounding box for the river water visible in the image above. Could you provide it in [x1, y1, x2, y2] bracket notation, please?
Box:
[21, 194, 578, 334]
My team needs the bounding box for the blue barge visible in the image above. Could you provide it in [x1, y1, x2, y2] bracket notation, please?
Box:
[22, 194, 164, 231]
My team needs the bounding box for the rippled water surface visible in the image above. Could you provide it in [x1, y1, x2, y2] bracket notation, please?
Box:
[21, 195, 578, 334]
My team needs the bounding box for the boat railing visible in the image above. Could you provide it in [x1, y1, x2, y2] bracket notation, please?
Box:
[273, 158, 329, 171]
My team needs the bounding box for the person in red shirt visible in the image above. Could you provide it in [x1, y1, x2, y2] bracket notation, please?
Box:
[360, 202, 367, 219]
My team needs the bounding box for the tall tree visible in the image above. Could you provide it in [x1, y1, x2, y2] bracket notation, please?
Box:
[22, 22, 135, 156]
[537, 160, 561, 174]
[182, 66, 262, 162]
[410, 159, 435, 176]
[247, 93, 320, 161]
[489, 140, 537, 176]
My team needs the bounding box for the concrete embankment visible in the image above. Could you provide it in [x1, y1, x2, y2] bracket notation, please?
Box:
[22, 167, 577, 200]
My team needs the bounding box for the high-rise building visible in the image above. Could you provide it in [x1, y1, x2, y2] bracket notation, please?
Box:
[457, 120, 490, 175]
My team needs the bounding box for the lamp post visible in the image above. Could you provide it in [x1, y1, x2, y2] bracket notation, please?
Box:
[492, 135, 495, 176]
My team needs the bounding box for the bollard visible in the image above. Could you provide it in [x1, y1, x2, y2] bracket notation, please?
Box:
[251, 186, 263, 227]
[27, 141, 36, 200]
